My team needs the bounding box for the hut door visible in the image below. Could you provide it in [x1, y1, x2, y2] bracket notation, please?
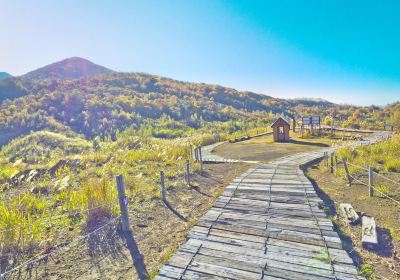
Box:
[278, 126, 285, 140]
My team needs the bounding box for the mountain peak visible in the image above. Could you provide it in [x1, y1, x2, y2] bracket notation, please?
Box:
[22, 57, 114, 81]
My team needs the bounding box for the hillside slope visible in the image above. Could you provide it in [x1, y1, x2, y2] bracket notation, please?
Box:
[0, 57, 393, 146]
[0, 70, 353, 144]
[0, 72, 11, 79]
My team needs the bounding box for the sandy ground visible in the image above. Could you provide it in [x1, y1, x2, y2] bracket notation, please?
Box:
[213, 134, 331, 163]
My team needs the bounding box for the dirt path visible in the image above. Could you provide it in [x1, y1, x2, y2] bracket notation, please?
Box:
[211, 134, 332, 163]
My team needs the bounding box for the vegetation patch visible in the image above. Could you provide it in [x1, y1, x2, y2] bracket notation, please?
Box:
[2, 131, 91, 164]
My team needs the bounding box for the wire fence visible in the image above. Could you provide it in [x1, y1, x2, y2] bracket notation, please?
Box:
[0, 200, 119, 234]
[324, 151, 400, 207]
[1, 148, 201, 279]
[0, 216, 120, 279]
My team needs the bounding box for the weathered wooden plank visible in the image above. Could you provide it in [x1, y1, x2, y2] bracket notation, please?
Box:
[189, 260, 261, 279]
[197, 216, 336, 238]
[190, 224, 342, 249]
[180, 241, 337, 278]
[202, 215, 330, 235]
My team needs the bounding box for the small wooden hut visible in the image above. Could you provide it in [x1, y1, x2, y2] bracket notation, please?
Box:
[271, 116, 290, 142]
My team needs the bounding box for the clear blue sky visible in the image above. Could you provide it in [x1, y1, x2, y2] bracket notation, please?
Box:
[1, 0, 399, 106]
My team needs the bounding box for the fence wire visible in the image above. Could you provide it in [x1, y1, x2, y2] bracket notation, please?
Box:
[0, 216, 120, 279]
[326, 155, 400, 207]
[0, 200, 119, 234]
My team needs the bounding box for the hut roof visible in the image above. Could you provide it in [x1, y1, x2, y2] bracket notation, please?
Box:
[271, 116, 290, 128]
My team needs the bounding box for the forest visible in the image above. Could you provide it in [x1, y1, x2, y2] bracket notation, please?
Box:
[0, 60, 398, 148]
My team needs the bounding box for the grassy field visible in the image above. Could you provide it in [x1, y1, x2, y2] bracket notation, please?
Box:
[213, 132, 334, 162]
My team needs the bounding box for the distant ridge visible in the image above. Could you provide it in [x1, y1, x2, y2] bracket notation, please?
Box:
[0, 72, 12, 80]
[22, 57, 114, 81]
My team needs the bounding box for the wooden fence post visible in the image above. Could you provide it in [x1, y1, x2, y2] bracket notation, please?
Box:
[116, 175, 130, 232]
[186, 160, 190, 185]
[368, 167, 374, 197]
[160, 171, 166, 202]
[334, 155, 338, 171]
[189, 144, 193, 160]
[199, 146, 203, 174]
[194, 147, 199, 162]
[324, 152, 328, 168]
[330, 153, 334, 173]
[343, 158, 352, 186]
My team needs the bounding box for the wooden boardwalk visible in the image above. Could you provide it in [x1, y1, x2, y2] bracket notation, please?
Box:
[157, 131, 391, 279]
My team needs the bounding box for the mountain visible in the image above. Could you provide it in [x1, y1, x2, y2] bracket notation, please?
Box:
[0, 57, 388, 146]
[0, 72, 11, 80]
[22, 57, 114, 81]
[0, 57, 114, 102]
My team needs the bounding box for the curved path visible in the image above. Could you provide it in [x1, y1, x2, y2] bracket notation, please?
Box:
[157, 131, 390, 279]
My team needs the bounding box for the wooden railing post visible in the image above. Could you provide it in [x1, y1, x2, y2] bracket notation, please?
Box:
[160, 171, 166, 201]
[343, 158, 352, 186]
[194, 147, 199, 162]
[334, 154, 338, 171]
[116, 175, 130, 232]
[324, 152, 328, 168]
[330, 153, 334, 173]
[368, 167, 374, 197]
[199, 146, 203, 174]
[186, 160, 190, 186]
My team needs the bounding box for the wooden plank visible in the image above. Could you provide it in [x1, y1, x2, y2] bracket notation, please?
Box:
[181, 241, 337, 278]
[198, 215, 335, 237]
[189, 260, 261, 279]
[190, 223, 342, 249]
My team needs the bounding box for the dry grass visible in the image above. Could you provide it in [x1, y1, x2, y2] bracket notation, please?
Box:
[2, 162, 250, 279]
